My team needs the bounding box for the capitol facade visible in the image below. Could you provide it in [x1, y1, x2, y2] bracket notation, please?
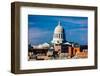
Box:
[28, 21, 88, 60]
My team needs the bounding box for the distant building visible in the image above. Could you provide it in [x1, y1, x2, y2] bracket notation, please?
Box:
[51, 21, 87, 59]
[51, 21, 66, 44]
[28, 21, 88, 60]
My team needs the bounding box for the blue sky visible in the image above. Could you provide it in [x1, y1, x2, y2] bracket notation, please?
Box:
[28, 15, 88, 45]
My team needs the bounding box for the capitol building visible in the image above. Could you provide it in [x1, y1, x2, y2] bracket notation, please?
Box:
[28, 21, 88, 60]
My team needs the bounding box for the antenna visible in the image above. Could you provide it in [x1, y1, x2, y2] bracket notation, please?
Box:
[58, 21, 61, 26]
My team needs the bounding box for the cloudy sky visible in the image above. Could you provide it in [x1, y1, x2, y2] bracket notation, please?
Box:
[28, 15, 88, 45]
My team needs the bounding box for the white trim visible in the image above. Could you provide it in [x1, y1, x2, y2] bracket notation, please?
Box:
[20, 6, 95, 70]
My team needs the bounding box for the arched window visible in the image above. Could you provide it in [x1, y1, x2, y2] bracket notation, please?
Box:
[59, 34, 60, 38]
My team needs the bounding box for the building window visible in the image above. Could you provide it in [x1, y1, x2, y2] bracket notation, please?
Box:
[59, 34, 60, 38]
[56, 34, 58, 38]
[61, 34, 62, 38]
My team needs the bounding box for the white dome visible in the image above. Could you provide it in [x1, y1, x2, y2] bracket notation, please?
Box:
[51, 21, 66, 44]
[33, 43, 50, 49]
[64, 42, 71, 45]
[42, 43, 50, 48]
[54, 21, 63, 33]
[38, 44, 43, 48]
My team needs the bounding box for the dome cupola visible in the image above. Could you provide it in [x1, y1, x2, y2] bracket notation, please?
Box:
[54, 21, 63, 33]
[51, 21, 66, 44]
